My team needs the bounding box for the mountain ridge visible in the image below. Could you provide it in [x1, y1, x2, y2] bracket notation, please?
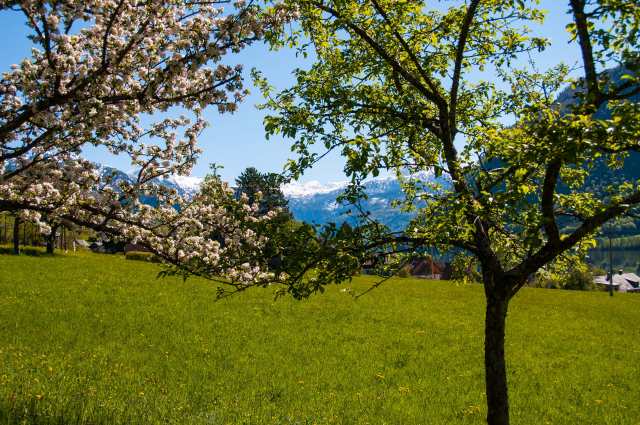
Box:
[97, 67, 640, 231]
[96, 165, 442, 230]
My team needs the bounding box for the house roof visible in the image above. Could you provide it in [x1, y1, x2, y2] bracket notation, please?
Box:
[622, 272, 640, 282]
[410, 258, 444, 275]
[594, 273, 640, 290]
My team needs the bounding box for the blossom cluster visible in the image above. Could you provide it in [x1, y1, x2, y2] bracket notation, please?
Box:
[1, 0, 273, 176]
[1, 156, 281, 286]
[0, 0, 297, 285]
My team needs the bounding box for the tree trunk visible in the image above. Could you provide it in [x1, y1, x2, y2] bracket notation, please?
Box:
[12, 215, 20, 255]
[484, 293, 510, 425]
[46, 225, 59, 254]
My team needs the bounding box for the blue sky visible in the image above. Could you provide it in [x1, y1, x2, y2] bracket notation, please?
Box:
[0, 1, 580, 184]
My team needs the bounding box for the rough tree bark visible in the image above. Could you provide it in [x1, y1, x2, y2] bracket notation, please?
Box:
[12, 215, 20, 255]
[484, 288, 510, 425]
[46, 224, 59, 255]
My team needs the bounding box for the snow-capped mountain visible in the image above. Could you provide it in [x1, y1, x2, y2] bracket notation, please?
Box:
[285, 172, 447, 230]
[169, 175, 204, 195]
[282, 180, 348, 197]
[96, 165, 203, 198]
[96, 164, 445, 230]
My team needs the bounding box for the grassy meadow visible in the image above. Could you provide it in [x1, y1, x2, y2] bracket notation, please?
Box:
[0, 251, 639, 424]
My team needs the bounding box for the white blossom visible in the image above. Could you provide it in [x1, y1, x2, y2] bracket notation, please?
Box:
[0, 0, 297, 286]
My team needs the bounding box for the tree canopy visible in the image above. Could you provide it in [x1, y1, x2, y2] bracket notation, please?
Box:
[253, 1, 640, 424]
[0, 0, 297, 285]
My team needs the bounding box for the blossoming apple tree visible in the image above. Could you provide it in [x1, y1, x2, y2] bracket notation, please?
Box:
[0, 0, 295, 285]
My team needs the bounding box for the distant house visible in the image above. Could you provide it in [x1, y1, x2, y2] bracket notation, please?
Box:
[89, 241, 104, 253]
[89, 240, 126, 254]
[361, 256, 450, 279]
[124, 243, 151, 253]
[409, 257, 445, 279]
[361, 259, 380, 275]
[594, 270, 640, 293]
[74, 239, 90, 248]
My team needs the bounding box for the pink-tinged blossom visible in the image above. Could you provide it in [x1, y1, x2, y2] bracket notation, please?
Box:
[0, 0, 298, 286]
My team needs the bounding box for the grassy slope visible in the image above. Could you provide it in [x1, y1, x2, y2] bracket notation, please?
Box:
[0, 252, 638, 425]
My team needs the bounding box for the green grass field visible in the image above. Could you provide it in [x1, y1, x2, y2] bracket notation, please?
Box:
[0, 251, 638, 424]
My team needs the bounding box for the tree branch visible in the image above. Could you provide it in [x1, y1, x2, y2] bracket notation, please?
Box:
[508, 188, 640, 285]
[569, 0, 602, 105]
[541, 159, 561, 246]
[310, 1, 445, 108]
[368, 0, 447, 111]
[450, 0, 481, 136]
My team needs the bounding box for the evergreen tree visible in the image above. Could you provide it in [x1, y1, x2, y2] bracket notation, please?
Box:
[235, 167, 289, 216]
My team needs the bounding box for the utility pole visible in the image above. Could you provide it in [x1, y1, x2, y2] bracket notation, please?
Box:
[608, 234, 614, 297]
